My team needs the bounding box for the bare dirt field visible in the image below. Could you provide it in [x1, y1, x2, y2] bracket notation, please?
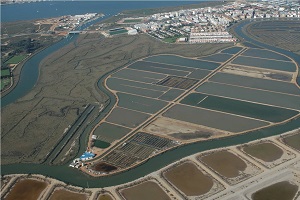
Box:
[98, 194, 114, 200]
[221, 65, 293, 82]
[164, 162, 213, 196]
[199, 150, 246, 178]
[49, 188, 88, 200]
[251, 181, 298, 200]
[143, 117, 226, 141]
[282, 132, 300, 151]
[243, 142, 284, 162]
[4, 179, 47, 200]
[120, 180, 170, 200]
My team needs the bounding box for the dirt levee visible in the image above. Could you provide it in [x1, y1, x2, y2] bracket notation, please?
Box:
[49, 189, 87, 200]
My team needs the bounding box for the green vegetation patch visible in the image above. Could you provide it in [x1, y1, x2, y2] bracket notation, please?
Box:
[252, 181, 298, 200]
[109, 29, 128, 35]
[1, 69, 11, 77]
[243, 142, 284, 162]
[123, 19, 142, 23]
[180, 93, 298, 123]
[1, 78, 11, 90]
[163, 35, 183, 43]
[93, 140, 111, 149]
[5, 55, 27, 64]
[283, 133, 300, 151]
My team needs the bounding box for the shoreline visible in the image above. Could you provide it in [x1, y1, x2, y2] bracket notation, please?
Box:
[1, 6, 298, 189]
[1, 128, 299, 193]
[229, 18, 300, 86]
[1, 39, 63, 98]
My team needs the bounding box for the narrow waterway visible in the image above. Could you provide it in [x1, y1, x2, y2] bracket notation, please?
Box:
[1, 19, 300, 188]
[1, 15, 107, 107]
[235, 19, 300, 85]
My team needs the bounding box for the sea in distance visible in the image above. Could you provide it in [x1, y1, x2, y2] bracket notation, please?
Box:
[1, 1, 208, 22]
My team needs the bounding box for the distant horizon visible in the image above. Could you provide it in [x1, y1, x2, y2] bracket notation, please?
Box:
[2, 0, 224, 2]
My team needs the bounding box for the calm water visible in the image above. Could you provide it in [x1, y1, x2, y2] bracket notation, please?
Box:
[1, 5, 300, 188]
[1, 1, 202, 22]
[235, 19, 300, 85]
[2, 117, 300, 188]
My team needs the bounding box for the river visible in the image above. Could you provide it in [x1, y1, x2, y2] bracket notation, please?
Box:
[1, 18, 300, 187]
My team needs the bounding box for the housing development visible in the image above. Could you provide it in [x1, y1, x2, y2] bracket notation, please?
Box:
[117, 1, 300, 43]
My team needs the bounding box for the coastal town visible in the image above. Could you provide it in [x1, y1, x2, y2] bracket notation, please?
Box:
[97, 0, 300, 44]
[1, 1, 300, 200]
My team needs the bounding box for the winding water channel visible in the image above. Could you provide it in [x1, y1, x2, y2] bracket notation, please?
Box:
[1, 16, 105, 107]
[1, 19, 300, 188]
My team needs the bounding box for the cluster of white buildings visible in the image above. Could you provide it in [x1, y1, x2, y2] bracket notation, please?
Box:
[190, 32, 236, 44]
[56, 13, 98, 31]
[131, 1, 300, 43]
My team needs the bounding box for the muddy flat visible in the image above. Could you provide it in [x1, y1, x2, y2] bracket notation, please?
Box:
[49, 189, 87, 200]
[4, 179, 47, 200]
[164, 162, 213, 196]
[121, 181, 170, 200]
[98, 194, 114, 200]
[200, 151, 247, 178]
[144, 117, 221, 140]
[243, 142, 283, 162]
[283, 132, 300, 151]
[252, 181, 298, 200]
